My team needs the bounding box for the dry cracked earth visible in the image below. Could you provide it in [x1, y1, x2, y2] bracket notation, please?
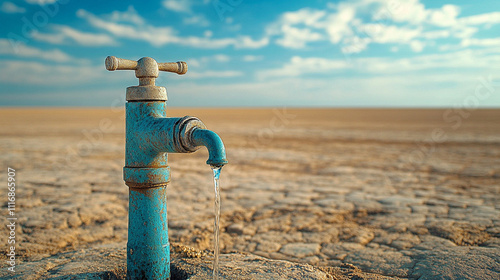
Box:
[0, 108, 499, 279]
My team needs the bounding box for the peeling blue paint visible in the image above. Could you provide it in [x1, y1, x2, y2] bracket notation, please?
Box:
[106, 56, 227, 279]
[124, 100, 228, 279]
[128, 187, 169, 279]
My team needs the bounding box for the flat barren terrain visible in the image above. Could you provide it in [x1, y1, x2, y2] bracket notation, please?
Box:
[0, 108, 499, 279]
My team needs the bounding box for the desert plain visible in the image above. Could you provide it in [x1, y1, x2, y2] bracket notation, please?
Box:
[0, 107, 499, 279]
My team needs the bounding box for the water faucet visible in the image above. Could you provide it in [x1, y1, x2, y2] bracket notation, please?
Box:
[105, 56, 228, 279]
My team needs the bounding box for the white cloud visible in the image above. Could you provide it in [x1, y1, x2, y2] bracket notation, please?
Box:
[243, 55, 263, 62]
[172, 70, 496, 107]
[0, 60, 102, 85]
[25, 0, 56, 5]
[0, 39, 73, 62]
[257, 49, 500, 79]
[183, 15, 210, 27]
[375, 0, 428, 25]
[458, 12, 500, 26]
[162, 1, 212, 27]
[409, 40, 425, 52]
[428, 4, 460, 27]
[341, 36, 371, 54]
[421, 30, 450, 39]
[337, 21, 424, 54]
[77, 9, 178, 47]
[461, 38, 500, 48]
[69, 1, 496, 54]
[279, 8, 326, 27]
[187, 54, 231, 68]
[322, 7, 356, 44]
[31, 25, 116, 46]
[437, 44, 458, 52]
[109, 6, 144, 25]
[275, 26, 323, 48]
[30, 31, 63, 44]
[7, 60, 494, 107]
[172, 77, 343, 107]
[175, 35, 267, 49]
[188, 70, 243, 79]
[234, 36, 269, 49]
[267, 8, 328, 48]
[204, 30, 213, 37]
[361, 24, 421, 43]
[213, 54, 230, 63]
[1, 2, 26, 13]
[257, 56, 349, 79]
[437, 25, 491, 50]
[355, 49, 500, 78]
[223, 17, 243, 31]
[451, 27, 478, 39]
[77, 8, 267, 49]
[266, 0, 499, 54]
[162, 0, 192, 13]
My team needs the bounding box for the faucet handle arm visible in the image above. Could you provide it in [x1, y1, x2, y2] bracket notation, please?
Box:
[106, 56, 188, 76]
[105, 56, 137, 71]
[158, 62, 188, 75]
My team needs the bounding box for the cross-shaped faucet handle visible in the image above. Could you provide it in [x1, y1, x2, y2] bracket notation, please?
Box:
[105, 56, 188, 101]
[105, 56, 188, 80]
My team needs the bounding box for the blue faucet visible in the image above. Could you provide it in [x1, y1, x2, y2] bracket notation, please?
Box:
[105, 56, 227, 279]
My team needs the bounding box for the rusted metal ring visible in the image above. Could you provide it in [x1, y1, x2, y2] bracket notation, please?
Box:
[173, 116, 206, 153]
[123, 166, 171, 186]
[126, 86, 167, 101]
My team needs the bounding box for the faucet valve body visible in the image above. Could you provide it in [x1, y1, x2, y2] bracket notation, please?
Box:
[106, 56, 227, 279]
[106, 56, 187, 102]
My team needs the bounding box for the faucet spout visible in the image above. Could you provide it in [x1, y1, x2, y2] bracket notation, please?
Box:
[189, 128, 228, 168]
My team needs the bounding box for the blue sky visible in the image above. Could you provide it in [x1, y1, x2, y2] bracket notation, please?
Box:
[0, 0, 499, 107]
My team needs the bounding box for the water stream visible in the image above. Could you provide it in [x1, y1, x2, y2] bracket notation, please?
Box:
[212, 167, 222, 280]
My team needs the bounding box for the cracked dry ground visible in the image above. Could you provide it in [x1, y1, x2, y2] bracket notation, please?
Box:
[0, 108, 499, 279]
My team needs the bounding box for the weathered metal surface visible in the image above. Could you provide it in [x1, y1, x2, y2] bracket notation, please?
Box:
[176, 116, 207, 153]
[105, 56, 186, 101]
[124, 101, 228, 176]
[123, 167, 171, 186]
[106, 56, 227, 280]
[189, 128, 228, 167]
[127, 85, 167, 101]
[127, 186, 169, 279]
[105, 56, 187, 77]
[125, 101, 175, 171]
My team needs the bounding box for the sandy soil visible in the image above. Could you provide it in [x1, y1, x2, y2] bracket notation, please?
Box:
[0, 108, 499, 279]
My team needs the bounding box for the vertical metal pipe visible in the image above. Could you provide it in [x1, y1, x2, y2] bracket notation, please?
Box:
[127, 185, 169, 279]
[106, 57, 227, 279]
